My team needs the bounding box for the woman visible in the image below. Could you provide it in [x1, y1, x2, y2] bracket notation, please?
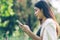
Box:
[18, 1, 60, 40]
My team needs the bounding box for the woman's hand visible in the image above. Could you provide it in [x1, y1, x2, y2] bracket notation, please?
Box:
[16, 20, 41, 40]
[16, 20, 31, 32]
[19, 24, 31, 33]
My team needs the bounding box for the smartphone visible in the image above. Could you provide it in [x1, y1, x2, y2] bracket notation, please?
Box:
[16, 20, 23, 26]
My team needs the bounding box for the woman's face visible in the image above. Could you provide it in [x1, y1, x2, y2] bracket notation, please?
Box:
[34, 7, 44, 20]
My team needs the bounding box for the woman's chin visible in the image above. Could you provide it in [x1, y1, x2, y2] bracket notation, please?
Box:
[38, 18, 42, 20]
[37, 17, 41, 20]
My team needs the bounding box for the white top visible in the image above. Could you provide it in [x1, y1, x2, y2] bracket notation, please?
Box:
[40, 18, 57, 40]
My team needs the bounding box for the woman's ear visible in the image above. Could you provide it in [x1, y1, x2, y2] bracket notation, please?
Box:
[40, 9, 43, 13]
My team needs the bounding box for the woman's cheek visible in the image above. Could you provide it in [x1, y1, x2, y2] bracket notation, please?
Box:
[35, 11, 38, 16]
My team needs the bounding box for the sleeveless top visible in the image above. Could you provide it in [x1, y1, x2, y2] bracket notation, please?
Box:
[36, 26, 42, 37]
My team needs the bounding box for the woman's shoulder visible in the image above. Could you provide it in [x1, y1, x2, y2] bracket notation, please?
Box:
[42, 18, 56, 27]
[44, 18, 55, 25]
[41, 18, 56, 32]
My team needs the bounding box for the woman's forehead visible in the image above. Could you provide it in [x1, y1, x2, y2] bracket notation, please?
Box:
[34, 7, 39, 10]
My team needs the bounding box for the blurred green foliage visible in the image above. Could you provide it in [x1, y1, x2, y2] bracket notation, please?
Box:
[0, 0, 37, 40]
[0, 0, 18, 39]
[12, 0, 38, 31]
[55, 13, 60, 25]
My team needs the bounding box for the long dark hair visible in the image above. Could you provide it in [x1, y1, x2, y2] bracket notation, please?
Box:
[35, 1, 55, 19]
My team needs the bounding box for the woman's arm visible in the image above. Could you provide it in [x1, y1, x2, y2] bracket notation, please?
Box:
[20, 25, 41, 40]
[17, 20, 41, 40]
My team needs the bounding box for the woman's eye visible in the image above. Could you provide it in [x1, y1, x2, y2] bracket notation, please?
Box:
[35, 9, 37, 12]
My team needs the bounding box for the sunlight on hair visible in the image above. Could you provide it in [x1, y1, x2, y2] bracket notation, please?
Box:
[50, 0, 60, 13]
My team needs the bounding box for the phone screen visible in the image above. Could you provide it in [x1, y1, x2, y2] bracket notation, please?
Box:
[16, 20, 23, 26]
